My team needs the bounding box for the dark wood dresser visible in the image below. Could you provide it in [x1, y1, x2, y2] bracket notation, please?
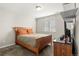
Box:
[54, 42, 72, 56]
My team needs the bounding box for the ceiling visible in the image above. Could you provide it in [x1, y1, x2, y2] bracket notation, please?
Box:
[0, 3, 64, 18]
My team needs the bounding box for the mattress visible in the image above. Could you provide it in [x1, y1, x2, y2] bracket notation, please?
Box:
[17, 34, 51, 47]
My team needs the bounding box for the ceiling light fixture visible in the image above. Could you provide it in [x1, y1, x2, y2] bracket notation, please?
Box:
[36, 6, 42, 11]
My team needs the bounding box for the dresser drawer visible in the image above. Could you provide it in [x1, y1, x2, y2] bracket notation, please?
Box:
[54, 42, 72, 56]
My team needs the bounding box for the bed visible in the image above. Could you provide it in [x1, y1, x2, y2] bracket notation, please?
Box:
[13, 27, 52, 55]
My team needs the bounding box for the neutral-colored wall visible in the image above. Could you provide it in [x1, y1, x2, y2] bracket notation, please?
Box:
[73, 3, 79, 55]
[0, 8, 15, 48]
[0, 3, 64, 48]
[76, 8, 79, 55]
[13, 14, 36, 32]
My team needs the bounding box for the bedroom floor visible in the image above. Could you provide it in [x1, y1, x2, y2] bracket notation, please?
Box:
[0, 45, 53, 56]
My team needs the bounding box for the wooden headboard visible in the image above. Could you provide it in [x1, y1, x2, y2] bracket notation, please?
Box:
[13, 27, 27, 31]
[13, 27, 33, 35]
[13, 27, 28, 40]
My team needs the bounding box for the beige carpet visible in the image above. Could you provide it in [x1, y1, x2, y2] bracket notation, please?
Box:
[0, 45, 53, 56]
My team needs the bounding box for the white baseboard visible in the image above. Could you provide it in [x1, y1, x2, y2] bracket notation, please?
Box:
[0, 43, 15, 49]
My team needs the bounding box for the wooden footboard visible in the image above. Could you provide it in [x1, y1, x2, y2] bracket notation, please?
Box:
[36, 35, 52, 52]
[16, 35, 52, 55]
[16, 39, 38, 54]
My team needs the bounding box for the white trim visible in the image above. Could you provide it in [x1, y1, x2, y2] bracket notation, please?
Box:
[0, 43, 15, 49]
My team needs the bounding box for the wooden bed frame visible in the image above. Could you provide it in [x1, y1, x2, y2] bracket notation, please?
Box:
[13, 27, 52, 55]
